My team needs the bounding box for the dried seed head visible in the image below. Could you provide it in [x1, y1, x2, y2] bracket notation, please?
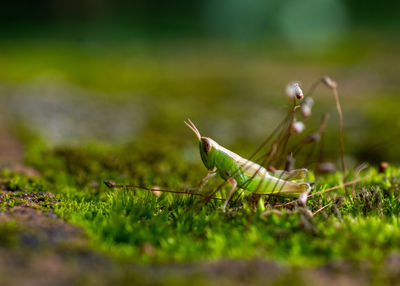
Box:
[321, 76, 337, 89]
[316, 162, 336, 174]
[304, 132, 321, 144]
[301, 105, 311, 118]
[301, 97, 314, 118]
[291, 121, 305, 134]
[378, 162, 389, 173]
[298, 192, 308, 206]
[151, 186, 162, 197]
[285, 82, 304, 100]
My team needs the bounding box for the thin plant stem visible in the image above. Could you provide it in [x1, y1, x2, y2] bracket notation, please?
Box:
[333, 87, 346, 175]
[313, 203, 333, 216]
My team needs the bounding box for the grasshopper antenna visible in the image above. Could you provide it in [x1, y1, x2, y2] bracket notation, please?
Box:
[184, 118, 201, 141]
[103, 180, 224, 201]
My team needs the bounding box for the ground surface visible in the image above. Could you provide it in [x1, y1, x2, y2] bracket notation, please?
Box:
[0, 192, 394, 286]
[2, 187, 400, 286]
[1, 37, 400, 285]
[0, 117, 399, 286]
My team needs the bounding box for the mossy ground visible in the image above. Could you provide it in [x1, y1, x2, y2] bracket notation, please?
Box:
[0, 140, 400, 285]
[1, 132, 399, 285]
[0, 36, 400, 285]
[21, 139, 400, 265]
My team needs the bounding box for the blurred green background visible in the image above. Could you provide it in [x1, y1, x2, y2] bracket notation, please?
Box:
[0, 0, 399, 168]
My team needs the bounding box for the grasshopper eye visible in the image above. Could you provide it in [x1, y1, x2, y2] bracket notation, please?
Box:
[202, 139, 212, 153]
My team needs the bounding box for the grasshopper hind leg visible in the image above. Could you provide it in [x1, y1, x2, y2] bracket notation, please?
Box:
[222, 178, 237, 212]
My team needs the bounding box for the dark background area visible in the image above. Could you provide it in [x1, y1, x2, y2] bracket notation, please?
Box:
[1, 0, 399, 39]
[0, 0, 399, 167]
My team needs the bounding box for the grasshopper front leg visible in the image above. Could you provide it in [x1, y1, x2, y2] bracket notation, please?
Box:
[222, 177, 237, 212]
[199, 170, 217, 188]
[188, 169, 217, 192]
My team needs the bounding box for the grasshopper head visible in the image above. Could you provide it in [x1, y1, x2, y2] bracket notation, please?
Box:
[199, 137, 217, 170]
[184, 119, 216, 170]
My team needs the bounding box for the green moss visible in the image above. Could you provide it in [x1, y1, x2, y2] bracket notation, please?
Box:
[7, 132, 397, 267]
[1, 35, 399, 285]
[0, 172, 54, 212]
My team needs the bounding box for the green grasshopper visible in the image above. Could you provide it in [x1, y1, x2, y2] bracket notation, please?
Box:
[184, 119, 311, 211]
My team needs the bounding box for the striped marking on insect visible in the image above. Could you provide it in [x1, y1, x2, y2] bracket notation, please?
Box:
[184, 119, 311, 212]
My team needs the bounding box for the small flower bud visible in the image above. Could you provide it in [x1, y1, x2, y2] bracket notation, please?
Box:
[316, 162, 336, 174]
[301, 97, 314, 118]
[304, 97, 314, 106]
[301, 104, 311, 118]
[151, 186, 162, 197]
[298, 192, 308, 206]
[285, 82, 304, 100]
[321, 76, 337, 89]
[291, 121, 305, 134]
[304, 133, 321, 144]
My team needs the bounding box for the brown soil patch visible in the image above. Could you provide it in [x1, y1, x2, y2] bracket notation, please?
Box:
[0, 191, 115, 286]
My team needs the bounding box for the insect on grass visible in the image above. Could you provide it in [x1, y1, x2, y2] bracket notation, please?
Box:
[184, 119, 311, 212]
[105, 76, 348, 212]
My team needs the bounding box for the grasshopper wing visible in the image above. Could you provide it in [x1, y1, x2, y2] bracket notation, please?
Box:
[217, 145, 269, 178]
[271, 168, 308, 181]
